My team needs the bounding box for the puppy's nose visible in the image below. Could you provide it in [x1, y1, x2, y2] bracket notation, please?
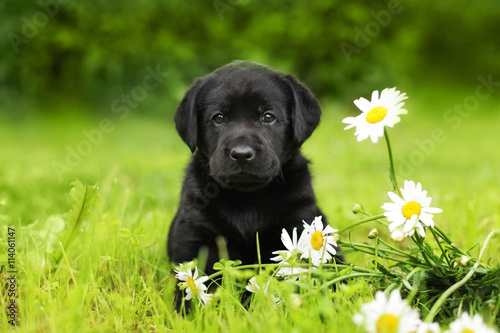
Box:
[230, 145, 255, 161]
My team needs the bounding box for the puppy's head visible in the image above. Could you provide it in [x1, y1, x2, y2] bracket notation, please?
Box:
[174, 61, 321, 192]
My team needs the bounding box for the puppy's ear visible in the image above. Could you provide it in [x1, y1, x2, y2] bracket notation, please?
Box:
[284, 74, 322, 146]
[174, 78, 206, 153]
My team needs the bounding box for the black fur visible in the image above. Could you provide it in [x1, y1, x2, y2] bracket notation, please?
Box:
[168, 61, 337, 279]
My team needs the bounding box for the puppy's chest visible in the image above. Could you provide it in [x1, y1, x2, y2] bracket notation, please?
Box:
[217, 205, 274, 240]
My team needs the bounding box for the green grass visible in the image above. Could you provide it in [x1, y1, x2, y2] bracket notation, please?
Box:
[1, 95, 499, 332]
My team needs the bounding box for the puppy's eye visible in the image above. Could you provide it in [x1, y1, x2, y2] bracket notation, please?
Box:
[212, 113, 225, 124]
[261, 112, 276, 124]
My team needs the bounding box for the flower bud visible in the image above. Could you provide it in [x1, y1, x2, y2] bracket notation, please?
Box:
[332, 233, 341, 243]
[352, 203, 362, 214]
[289, 293, 303, 308]
[459, 255, 470, 267]
[390, 228, 405, 242]
[368, 228, 378, 239]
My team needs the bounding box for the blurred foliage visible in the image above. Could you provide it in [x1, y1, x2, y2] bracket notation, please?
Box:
[1, 0, 500, 116]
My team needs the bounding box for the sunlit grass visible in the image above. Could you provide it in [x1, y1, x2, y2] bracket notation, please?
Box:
[0, 96, 499, 331]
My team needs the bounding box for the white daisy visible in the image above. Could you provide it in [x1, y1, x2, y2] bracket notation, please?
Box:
[381, 180, 443, 237]
[270, 227, 308, 279]
[271, 227, 302, 261]
[444, 312, 497, 333]
[246, 276, 281, 307]
[174, 262, 212, 305]
[417, 322, 441, 333]
[342, 87, 408, 143]
[353, 290, 421, 333]
[299, 216, 338, 267]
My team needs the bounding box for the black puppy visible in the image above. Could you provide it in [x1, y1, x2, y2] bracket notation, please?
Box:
[168, 61, 338, 278]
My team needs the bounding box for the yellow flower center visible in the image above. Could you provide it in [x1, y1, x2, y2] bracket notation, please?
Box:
[402, 201, 422, 219]
[462, 330, 475, 333]
[366, 106, 388, 124]
[311, 231, 324, 250]
[376, 314, 399, 333]
[187, 277, 198, 295]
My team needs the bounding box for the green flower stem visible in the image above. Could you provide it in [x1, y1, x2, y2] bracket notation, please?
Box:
[206, 260, 396, 284]
[411, 234, 438, 270]
[296, 266, 375, 281]
[430, 227, 452, 268]
[319, 235, 333, 272]
[401, 279, 413, 292]
[377, 238, 417, 259]
[58, 242, 79, 288]
[342, 241, 417, 260]
[384, 129, 402, 196]
[374, 237, 379, 274]
[208, 264, 265, 280]
[433, 225, 468, 256]
[320, 264, 373, 273]
[402, 268, 424, 299]
[320, 273, 385, 291]
[342, 242, 428, 269]
[433, 225, 453, 244]
[493, 296, 500, 322]
[424, 261, 480, 322]
[477, 229, 499, 259]
[405, 267, 424, 281]
[207, 262, 376, 281]
[384, 283, 398, 294]
[338, 214, 386, 234]
[424, 229, 499, 322]
[256, 232, 262, 274]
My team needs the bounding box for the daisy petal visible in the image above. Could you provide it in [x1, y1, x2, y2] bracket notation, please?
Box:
[353, 97, 372, 112]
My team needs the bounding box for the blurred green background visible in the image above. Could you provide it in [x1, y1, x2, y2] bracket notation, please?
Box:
[2, 3, 500, 330]
[2, 0, 500, 114]
[1, 0, 500, 228]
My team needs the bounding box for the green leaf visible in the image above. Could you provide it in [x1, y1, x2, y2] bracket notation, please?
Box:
[65, 179, 100, 226]
[227, 259, 242, 267]
[100, 256, 118, 262]
[376, 263, 397, 278]
[54, 179, 100, 265]
[213, 262, 224, 271]
[475, 267, 488, 274]
[118, 229, 132, 238]
[133, 226, 145, 237]
[213, 259, 243, 271]
[339, 267, 352, 276]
